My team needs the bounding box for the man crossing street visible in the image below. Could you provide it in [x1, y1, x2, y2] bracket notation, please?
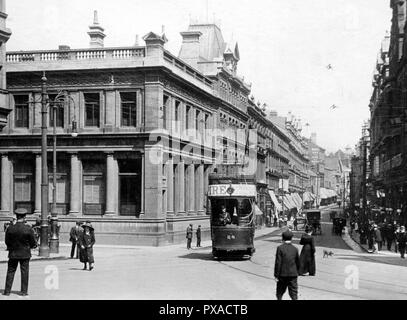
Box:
[69, 221, 82, 259]
[3, 208, 37, 296]
[274, 230, 300, 300]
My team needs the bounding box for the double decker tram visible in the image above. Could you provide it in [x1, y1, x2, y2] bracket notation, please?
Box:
[207, 174, 257, 259]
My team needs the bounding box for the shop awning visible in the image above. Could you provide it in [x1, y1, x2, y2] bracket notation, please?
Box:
[303, 191, 315, 202]
[292, 193, 303, 209]
[319, 188, 328, 199]
[282, 194, 295, 210]
[269, 190, 282, 212]
[254, 204, 264, 216]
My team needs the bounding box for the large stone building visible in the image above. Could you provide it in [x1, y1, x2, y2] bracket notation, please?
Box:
[369, 0, 407, 221]
[0, 0, 11, 130]
[0, 13, 257, 245]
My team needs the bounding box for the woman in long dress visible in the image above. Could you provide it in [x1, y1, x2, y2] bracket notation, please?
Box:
[299, 226, 316, 276]
[79, 221, 96, 271]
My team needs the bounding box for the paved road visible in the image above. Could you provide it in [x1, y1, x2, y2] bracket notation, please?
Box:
[1, 207, 407, 300]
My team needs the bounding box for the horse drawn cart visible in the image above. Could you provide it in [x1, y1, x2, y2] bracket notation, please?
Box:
[332, 217, 346, 235]
[304, 210, 322, 235]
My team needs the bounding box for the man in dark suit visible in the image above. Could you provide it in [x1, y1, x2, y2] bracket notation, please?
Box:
[274, 230, 300, 300]
[69, 221, 81, 259]
[196, 225, 201, 247]
[3, 208, 37, 296]
[186, 224, 193, 249]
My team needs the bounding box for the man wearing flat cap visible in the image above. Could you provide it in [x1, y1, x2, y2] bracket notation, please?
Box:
[3, 208, 37, 296]
[274, 230, 300, 300]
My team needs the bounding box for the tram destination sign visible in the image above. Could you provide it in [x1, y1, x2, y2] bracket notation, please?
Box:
[208, 184, 257, 197]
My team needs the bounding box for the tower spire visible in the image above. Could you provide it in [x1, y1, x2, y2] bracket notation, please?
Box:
[88, 10, 106, 48]
[93, 10, 99, 25]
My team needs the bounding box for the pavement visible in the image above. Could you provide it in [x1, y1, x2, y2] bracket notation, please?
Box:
[0, 224, 282, 263]
[2, 206, 407, 300]
[348, 227, 403, 257]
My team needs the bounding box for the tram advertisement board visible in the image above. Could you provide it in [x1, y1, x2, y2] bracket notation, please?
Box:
[208, 184, 256, 197]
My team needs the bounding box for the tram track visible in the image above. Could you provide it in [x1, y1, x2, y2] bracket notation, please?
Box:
[216, 259, 368, 299]
[212, 208, 407, 298]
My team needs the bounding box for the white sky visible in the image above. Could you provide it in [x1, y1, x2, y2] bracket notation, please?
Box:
[5, 0, 391, 153]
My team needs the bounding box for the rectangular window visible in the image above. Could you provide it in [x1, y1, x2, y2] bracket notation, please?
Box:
[49, 94, 64, 128]
[186, 106, 191, 129]
[14, 95, 29, 128]
[48, 177, 68, 203]
[84, 177, 104, 203]
[14, 176, 31, 201]
[120, 92, 137, 127]
[162, 95, 169, 130]
[84, 92, 100, 127]
[196, 110, 200, 138]
[175, 101, 180, 132]
[223, 137, 228, 162]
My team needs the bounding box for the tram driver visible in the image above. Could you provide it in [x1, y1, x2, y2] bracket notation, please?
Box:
[219, 205, 232, 226]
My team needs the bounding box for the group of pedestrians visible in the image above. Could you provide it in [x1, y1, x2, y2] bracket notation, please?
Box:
[69, 221, 96, 270]
[273, 225, 316, 300]
[351, 218, 407, 258]
[186, 224, 201, 249]
[2, 208, 97, 297]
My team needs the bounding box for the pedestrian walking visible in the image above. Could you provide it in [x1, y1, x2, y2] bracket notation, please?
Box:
[385, 223, 395, 251]
[3, 208, 37, 296]
[273, 215, 278, 227]
[394, 225, 401, 253]
[79, 221, 95, 270]
[349, 220, 355, 236]
[299, 226, 316, 276]
[69, 221, 82, 259]
[379, 222, 386, 247]
[373, 225, 382, 252]
[186, 224, 193, 249]
[367, 224, 375, 252]
[274, 230, 300, 300]
[196, 225, 201, 247]
[293, 218, 298, 231]
[397, 226, 407, 259]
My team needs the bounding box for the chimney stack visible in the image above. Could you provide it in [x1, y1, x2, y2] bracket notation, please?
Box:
[311, 132, 317, 144]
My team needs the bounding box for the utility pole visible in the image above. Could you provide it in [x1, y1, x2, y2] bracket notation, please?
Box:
[280, 166, 284, 217]
[362, 126, 368, 222]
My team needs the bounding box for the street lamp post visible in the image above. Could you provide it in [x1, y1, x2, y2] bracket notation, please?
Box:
[49, 92, 77, 253]
[39, 72, 50, 257]
[49, 100, 58, 253]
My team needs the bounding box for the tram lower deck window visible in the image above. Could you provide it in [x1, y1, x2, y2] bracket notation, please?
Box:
[210, 198, 253, 226]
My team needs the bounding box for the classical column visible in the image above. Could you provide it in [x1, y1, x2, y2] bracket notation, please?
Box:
[0, 153, 11, 215]
[105, 152, 117, 216]
[144, 145, 163, 218]
[69, 153, 81, 216]
[187, 164, 196, 215]
[166, 158, 174, 216]
[176, 161, 185, 215]
[34, 153, 42, 215]
[140, 154, 145, 217]
[197, 164, 205, 215]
